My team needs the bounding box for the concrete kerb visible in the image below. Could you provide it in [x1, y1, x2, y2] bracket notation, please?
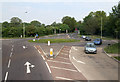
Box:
[103, 48, 120, 63]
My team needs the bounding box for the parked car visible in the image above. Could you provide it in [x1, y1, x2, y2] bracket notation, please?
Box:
[93, 38, 102, 45]
[84, 43, 97, 54]
[85, 37, 91, 41]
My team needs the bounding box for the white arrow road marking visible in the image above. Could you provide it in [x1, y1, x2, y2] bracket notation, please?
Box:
[73, 57, 86, 64]
[24, 62, 35, 74]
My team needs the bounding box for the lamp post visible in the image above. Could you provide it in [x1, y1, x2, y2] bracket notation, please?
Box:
[23, 11, 27, 38]
[101, 17, 102, 39]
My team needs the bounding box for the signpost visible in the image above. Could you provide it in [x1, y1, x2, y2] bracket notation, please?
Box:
[50, 48, 53, 57]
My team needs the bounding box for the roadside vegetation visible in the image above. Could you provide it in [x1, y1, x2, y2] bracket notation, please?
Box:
[28, 39, 80, 43]
[104, 42, 119, 54]
[0, 2, 119, 39]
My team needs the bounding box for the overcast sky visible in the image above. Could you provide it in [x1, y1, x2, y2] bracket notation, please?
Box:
[1, 0, 119, 25]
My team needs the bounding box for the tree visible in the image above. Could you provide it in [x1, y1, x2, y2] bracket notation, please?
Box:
[30, 20, 41, 27]
[2, 21, 9, 28]
[62, 16, 77, 32]
[10, 17, 22, 27]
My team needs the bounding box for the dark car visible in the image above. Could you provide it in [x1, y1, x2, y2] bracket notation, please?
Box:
[93, 38, 102, 45]
[85, 37, 91, 41]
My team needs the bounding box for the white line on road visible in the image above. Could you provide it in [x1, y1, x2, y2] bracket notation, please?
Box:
[47, 60, 72, 65]
[38, 50, 41, 54]
[56, 76, 73, 80]
[12, 45, 14, 48]
[57, 56, 69, 60]
[11, 48, 13, 51]
[4, 72, 8, 82]
[55, 45, 64, 57]
[39, 46, 47, 57]
[41, 55, 45, 60]
[45, 62, 51, 73]
[72, 47, 78, 51]
[51, 66, 77, 72]
[34, 46, 37, 49]
[73, 57, 86, 64]
[8, 59, 11, 68]
[10, 52, 12, 57]
[60, 52, 68, 55]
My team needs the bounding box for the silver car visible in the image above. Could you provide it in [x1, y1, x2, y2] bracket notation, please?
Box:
[84, 43, 97, 54]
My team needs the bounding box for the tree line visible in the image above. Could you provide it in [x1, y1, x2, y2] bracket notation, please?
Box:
[0, 2, 120, 38]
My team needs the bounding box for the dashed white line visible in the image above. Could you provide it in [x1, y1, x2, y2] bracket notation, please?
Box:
[45, 62, 51, 73]
[11, 48, 13, 51]
[47, 60, 72, 65]
[7, 59, 11, 68]
[4, 72, 9, 82]
[10, 52, 12, 57]
[50, 66, 77, 72]
[56, 76, 73, 80]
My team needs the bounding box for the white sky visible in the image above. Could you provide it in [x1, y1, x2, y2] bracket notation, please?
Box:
[0, 0, 119, 25]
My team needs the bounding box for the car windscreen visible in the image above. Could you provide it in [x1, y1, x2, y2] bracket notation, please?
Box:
[86, 44, 95, 47]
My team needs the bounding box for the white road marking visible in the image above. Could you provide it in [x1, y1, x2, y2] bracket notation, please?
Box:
[24, 62, 35, 74]
[8, 59, 11, 68]
[73, 57, 86, 64]
[11, 48, 13, 51]
[34, 46, 37, 49]
[4, 72, 9, 81]
[39, 46, 47, 57]
[51, 66, 77, 72]
[55, 45, 64, 57]
[72, 47, 78, 51]
[38, 50, 41, 54]
[23, 46, 26, 49]
[12, 45, 14, 48]
[47, 60, 72, 65]
[69, 51, 82, 73]
[0, 47, 1, 50]
[45, 62, 51, 73]
[56, 76, 73, 80]
[57, 56, 69, 60]
[10, 52, 12, 57]
[41, 55, 45, 60]
[60, 52, 68, 55]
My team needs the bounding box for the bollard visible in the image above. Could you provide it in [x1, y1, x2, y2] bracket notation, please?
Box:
[33, 39, 35, 41]
[50, 48, 53, 57]
[48, 41, 50, 46]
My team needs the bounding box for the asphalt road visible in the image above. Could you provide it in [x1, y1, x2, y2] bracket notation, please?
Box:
[1, 33, 119, 81]
[2, 39, 53, 81]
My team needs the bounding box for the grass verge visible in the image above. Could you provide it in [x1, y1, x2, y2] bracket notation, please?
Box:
[114, 56, 120, 61]
[28, 39, 80, 43]
[104, 43, 119, 54]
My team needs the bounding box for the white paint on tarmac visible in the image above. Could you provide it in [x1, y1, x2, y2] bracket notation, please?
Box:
[7, 59, 11, 68]
[4, 72, 9, 82]
[11, 48, 13, 51]
[50, 66, 77, 72]
[73, 56, 86, 64]
[56, 76, 73, 80]
[57, 56, 69, 60]
[23, 46, 26, 49]
[47, 60, 72, 65]
[38, 50, 41, 54]
[60, 52, 68, 55]
[45, 62, 51, 73]
[10, 52, 12, 57]
[72, 47, 78, 51]
[12, 45, 14, 48]
[41, 55, 45, 60]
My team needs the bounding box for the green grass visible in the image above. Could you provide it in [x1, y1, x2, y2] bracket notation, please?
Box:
[114, 56, 120, 61]
[28, 39, 80, 43]
[104, 43, 120, 54]
[78, 35, 117, 40]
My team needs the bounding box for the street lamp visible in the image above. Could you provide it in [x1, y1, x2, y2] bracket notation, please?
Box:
[101, 17, 102, 39]
[23, 11, 27, 38]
